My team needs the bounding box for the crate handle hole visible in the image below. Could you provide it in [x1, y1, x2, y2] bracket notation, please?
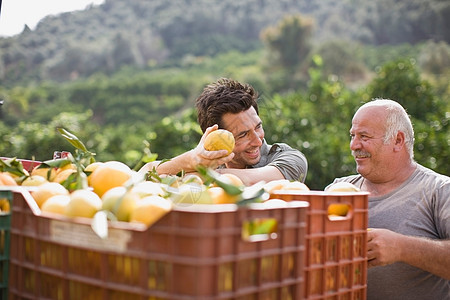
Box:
[241, 218, 278, 242]
[327, 203, 352, 221]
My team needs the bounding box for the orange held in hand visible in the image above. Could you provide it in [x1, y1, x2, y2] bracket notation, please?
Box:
[204, 129, 235, 155]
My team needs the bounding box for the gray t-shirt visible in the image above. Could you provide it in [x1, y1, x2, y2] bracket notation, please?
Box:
[250, 139, 308, 182]
[333, 164, 450, 300]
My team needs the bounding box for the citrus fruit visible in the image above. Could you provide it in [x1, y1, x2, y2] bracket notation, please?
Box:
[263, 179, 290, 193]
[65, 189, 102, 218]
[130, 195, 172, 226]
[325, 182, 360, 192]
[53, 168, 77, 184]
[212, 173, 244, 188]
[208, 186, 239, 204]
[204, 129, 235, 155]
[0, 198, 10, 213]
[41, 194, 71, 214]
[282, 181, 310, 191]
[0, 172, 18, 186]
[170, 183, 212, 205]
[84, 162, 104, 186]
[32, 182, 69, 208]
[21, 175, 48, 186]
[131, 181, 165, 197]
[328, 203, 350, 217]
[181, 174, 204, 185]
[101, 186, 138, 222]
[89, 161, 132, 197]
[31, 166, 57, 181]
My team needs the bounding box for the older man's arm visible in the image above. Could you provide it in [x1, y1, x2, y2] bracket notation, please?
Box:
[368, 228, 450, 280]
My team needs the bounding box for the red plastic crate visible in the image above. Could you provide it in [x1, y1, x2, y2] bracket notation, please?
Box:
[8, 187, 309, 300]
[270, 190, 369, 300]
[1, 157, 41, 172]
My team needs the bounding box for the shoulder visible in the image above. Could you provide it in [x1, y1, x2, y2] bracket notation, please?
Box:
[268, 142, 306, 159]
[414, 164, 450, 189]
[267, 142, 307, 165]
[332, 174, 364, 185]
[268, 142, 297, 152]
[413, 164, 450, 186]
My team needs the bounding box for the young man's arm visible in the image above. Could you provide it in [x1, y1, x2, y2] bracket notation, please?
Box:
[216, 166, 284, 186]
[138, 125, 233, 176]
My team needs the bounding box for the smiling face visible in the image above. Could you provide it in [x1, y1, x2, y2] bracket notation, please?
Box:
[350, 105, 396, 182]
[221, 106, 264, 169]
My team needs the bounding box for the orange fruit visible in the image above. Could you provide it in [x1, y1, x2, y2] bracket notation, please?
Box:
[31, 166, 57, 181]
[57, 163, 77, 173]
[32, 182, 69, 208]
[101, 186, 139, 222]
[21, 175, 48, 186]
[130, 195, 172, 226]
[282, 181, 310, 191]
[170, 183, 212, 205]
[64, 189, 102, 218]
[213, 173, 244, 187]
[263, 179, 290, 193]
[89, 161, 132, 197]
[328, 203, 350, 217]
[181, 174, 204, 185]
[207, 186, 239, 204]
[41, 194, 71, 215]
[204, 129, 235, 155]
[325, 182, 360, 192]
[84, 162, 104, 186]
[53, 169, 77, 184]
[131, 181, 165, 197]
[0, 172, 18, 186]
[0, 198, 11, 213]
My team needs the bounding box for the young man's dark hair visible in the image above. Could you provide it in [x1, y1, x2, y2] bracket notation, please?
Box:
[196, 78, 259, 132]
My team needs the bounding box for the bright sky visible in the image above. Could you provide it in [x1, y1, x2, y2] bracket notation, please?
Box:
[0, 0, 105, 37]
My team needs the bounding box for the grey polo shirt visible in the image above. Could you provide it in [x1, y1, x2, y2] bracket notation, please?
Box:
[250, 139, 308, 182]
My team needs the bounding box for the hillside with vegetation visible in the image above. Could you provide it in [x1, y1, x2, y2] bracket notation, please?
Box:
[1, 0, 448, 84]
[0, 0, 449, 189]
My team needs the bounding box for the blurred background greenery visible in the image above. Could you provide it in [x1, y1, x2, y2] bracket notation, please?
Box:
[0, 0, 448, 190]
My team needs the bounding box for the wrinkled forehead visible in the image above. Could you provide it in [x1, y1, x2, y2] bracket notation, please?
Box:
[351, 106, 387, 132]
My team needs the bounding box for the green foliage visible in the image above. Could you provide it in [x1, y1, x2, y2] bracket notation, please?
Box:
[261, 14, 314, 71]
[261, 14, 314, 91]
[418, 40, 450, 74]
[260, 61, 361, 190]
[367, 58, 439, 120]
[148, 108, 202, 159]
[0, 111, 99, 161]
[0, 42, 447, 191]
[312, 40, 368, 83]
[1, 0, 447, 86]
[365, 58, 449, 177]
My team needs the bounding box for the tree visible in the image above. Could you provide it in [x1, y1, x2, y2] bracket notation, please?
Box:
[366, 58, 449, 176]
[261, 14, 314, 91]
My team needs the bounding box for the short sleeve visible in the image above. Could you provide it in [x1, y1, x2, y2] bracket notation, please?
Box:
[265, 143, 308, 182]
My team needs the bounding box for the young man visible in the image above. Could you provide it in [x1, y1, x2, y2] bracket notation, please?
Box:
[139, 78, 308, 185]
[331, 99, 450, 299]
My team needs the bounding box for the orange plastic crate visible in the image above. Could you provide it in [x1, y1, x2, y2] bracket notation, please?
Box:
[8, 187, 309, 300]
[270, 190, 369, 300]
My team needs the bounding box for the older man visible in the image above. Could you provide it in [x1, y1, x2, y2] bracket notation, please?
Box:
[331, 99, 450, 300]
